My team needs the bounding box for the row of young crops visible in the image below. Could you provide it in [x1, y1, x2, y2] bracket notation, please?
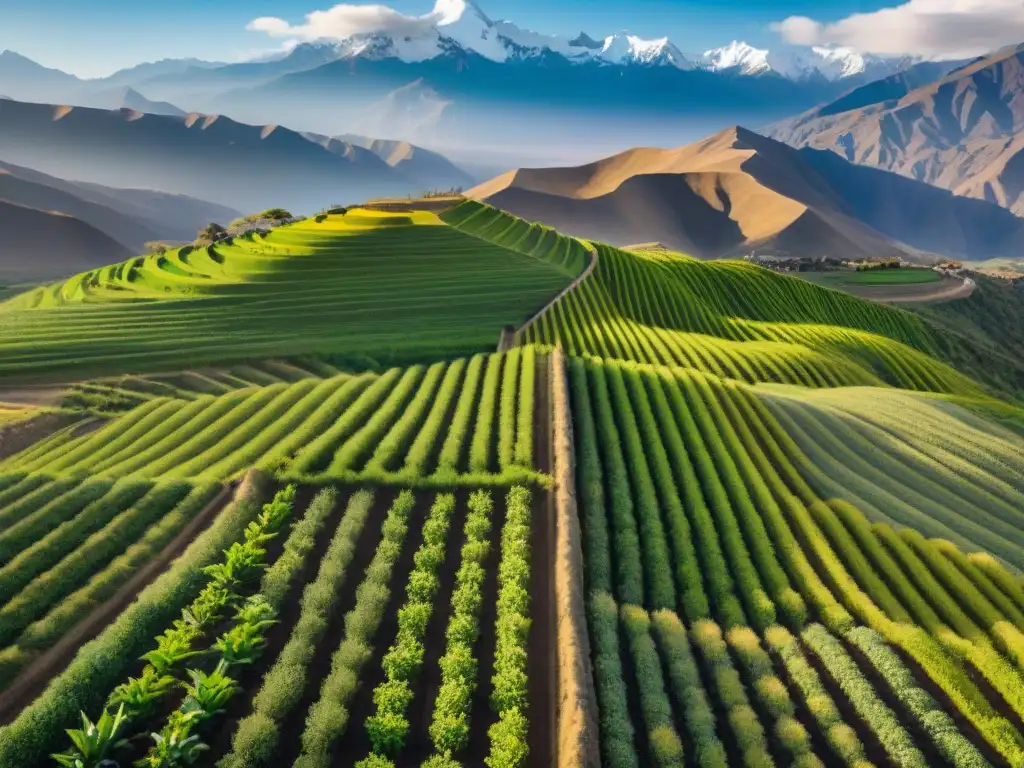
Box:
[2, 348, 544, 485]
[518, 241, 981, 395]
[0, 479, 546, 768]
[570, 354, 1024, 767]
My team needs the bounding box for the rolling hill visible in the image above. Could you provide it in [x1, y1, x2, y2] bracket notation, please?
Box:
[0, 202, 1022, 768]
[767, 44, 1024, 215]
[468, 126, 1024, 260]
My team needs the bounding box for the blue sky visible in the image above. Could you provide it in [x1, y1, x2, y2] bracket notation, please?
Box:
[1, 0, 897, 77]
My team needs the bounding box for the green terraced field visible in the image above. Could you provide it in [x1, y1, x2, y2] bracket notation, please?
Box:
[0, 209, 581, 382]
[0, 201, 1022, 768]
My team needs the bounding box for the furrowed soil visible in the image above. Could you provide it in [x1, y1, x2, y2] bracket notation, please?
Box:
[275, 488, 396, 766]
[401, 489, 472, 767]
[334, 491, 433, 767]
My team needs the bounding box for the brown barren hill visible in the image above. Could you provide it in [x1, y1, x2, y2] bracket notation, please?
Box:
[0, 199, 131, 281]
[469, 125, 1024, 261]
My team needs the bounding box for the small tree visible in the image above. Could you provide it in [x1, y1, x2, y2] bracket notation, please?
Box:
[145, 241, 168, 255]
[259, 208, 292, 221]
[198, 223, 227, 242]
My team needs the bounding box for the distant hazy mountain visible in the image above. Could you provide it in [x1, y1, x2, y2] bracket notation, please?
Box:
[0, 98, 429, 213]
[307, 132, 476, 188]
[468, 126, 1024, 261]
[78, 86, 186, 117]
[766, 45, 1024, 215]
[0, 158, 240, 279]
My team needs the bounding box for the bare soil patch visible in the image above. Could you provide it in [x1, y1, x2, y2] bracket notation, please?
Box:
[0, 410, 81, 461]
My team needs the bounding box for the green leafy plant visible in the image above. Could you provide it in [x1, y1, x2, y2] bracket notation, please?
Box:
[51, 704, 129, 768]
[181, 661, 240, 720]
[136, 704, 208, 768]
[108, 670, 178, 720]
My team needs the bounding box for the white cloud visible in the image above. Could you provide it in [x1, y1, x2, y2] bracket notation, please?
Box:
[771, 0, 1024, 59]
[247, 3, 443, 41]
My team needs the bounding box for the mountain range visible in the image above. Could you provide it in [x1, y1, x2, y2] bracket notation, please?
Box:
[0, 0, 964, 166]
[0, 97, 471, 213]
[468, 126, 1024, 261]
[767, 45, 1024, 216]
[0, 159, 238, 281]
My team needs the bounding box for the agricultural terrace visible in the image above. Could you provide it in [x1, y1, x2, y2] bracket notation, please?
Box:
[515, 239, 982, 395]
[0, 201, 1022, 768]
[1, 349, 547, 486]
[0, 209, 585, 383]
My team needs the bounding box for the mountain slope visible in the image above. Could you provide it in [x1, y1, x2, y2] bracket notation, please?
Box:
[0, 97, 421, 212]
[306, 132, 475, 188]
[0, 200, 131, 281]
[767, 45, 1024, 215]
[0, 159, 240, 253]
[468, 126, 1024, 260]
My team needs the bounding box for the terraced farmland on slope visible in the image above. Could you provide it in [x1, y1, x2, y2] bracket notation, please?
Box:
[0, 201, 1022, 768]
[2, 349, 545, 485]
[0, 210, 582, 382]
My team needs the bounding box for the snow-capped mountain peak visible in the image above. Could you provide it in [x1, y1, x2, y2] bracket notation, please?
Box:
[599, 33, 695, 69]
[234, 1, 912, 81]
[703, 41, 771, 75]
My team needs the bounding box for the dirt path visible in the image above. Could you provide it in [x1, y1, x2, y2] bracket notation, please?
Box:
[527, 351, 557, 768]
[514, 243, 598, 344]
[856, 276, 976, 305]
[0, 482, 233, 724]
[0, 411, 84, 462]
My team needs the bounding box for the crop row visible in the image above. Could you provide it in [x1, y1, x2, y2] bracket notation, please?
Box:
[690, 620, 774, 768]
[486, 487, 533, 768]
[296, 491, 416, 768]
[50, 485, 299, 767]
[223, 489, 372, 768]
[0, 483, 222, 686]
[762, 626, 871, 768]
[846, 626, 990, 768]
[425, 490, 495, 762]
[802, 623, 927, 768]
[359, 493, 457, 764]
[0, 480, 196, 653]
[3, 350, 545, 486]
[620, 604, 685, 767]
[0, 215, 574, 382]
[518, 240, 977, 394]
